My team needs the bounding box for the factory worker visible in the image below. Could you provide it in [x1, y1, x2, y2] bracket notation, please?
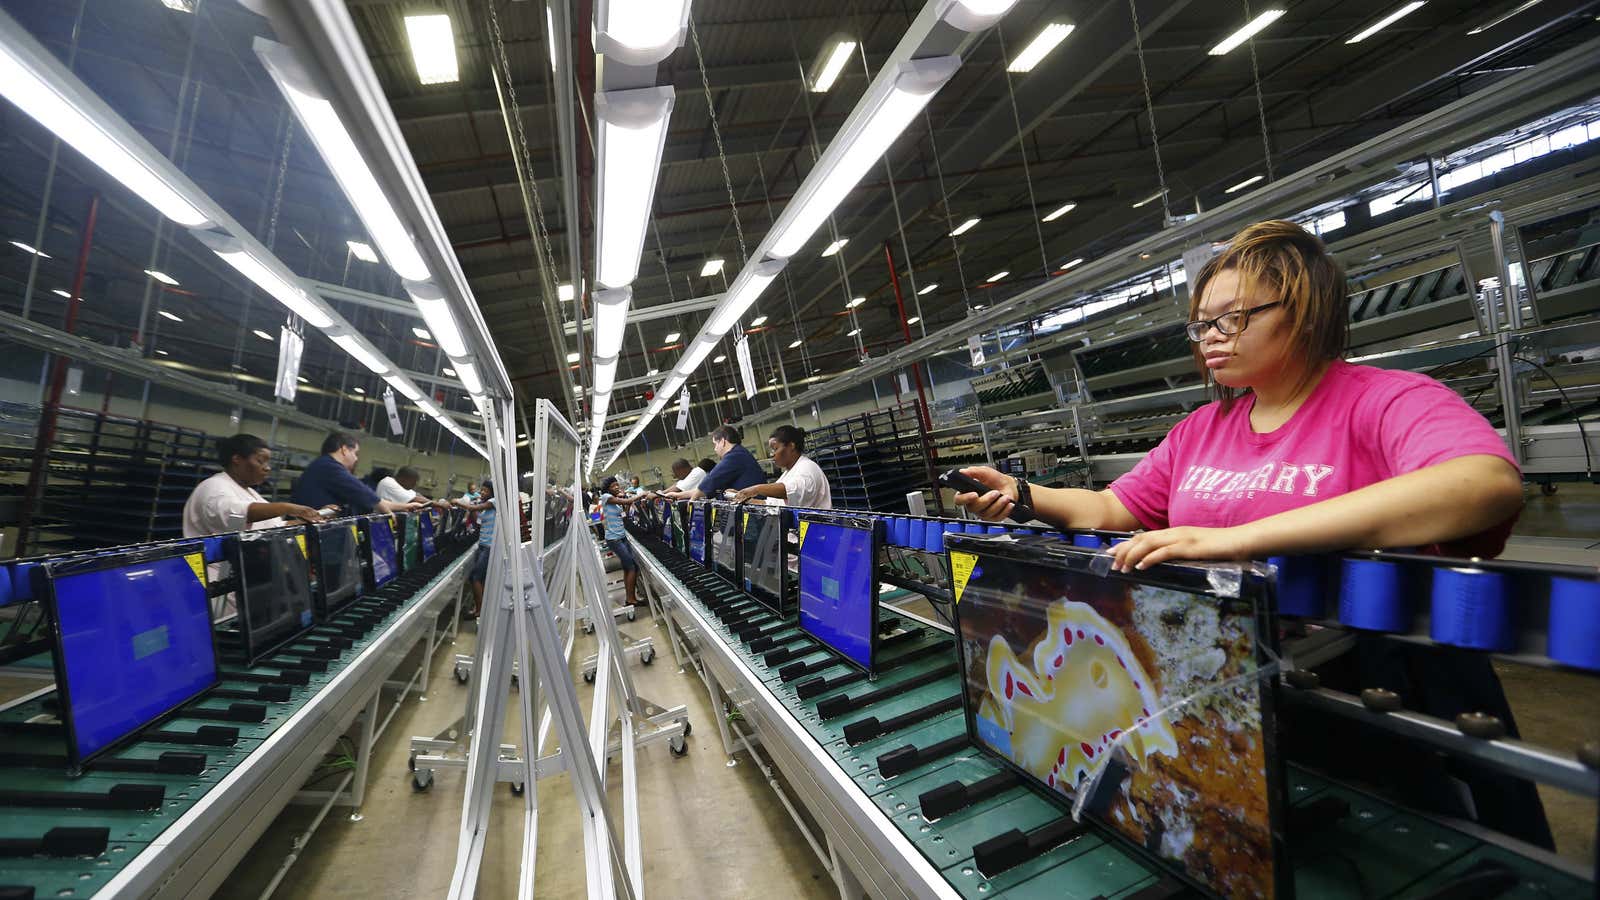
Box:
[659, 457, 711, 500]
[182, 434, 324, 537]
[732, 425, 832, 509]
[291, 431, 426, 516]
[687, 424, 767, 498]
[376, 465, 452, 508]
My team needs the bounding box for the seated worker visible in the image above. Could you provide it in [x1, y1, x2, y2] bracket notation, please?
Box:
[953, 219, 1547, 847]
[454, 480, 497, 619]
[732, 424, 832, 509]
[291, 431, 425, 516]
[376, 465, 452, 508]
[182, 433, 324, 537]
[598, 476, 644, 607]
[686, 424, 767, 499]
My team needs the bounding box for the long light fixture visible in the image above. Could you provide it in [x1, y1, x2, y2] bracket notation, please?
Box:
[383, 374, 423, 401]
[347, 240, 378, 262]
[593, 0, 690, 66]
[847, 328, 861, 337]
[51, 289, 71, 299]
[810, 39, 857, 93]
[906, 315, 921, 324]
[676, 335, 718, 375]
[663, 331, 681, 343]
[1225, 174, 1264, 193]
[403, 280, 467, 357]
[253, 329, 274, 341]
[0, 24, 208, 227]
[1208, 8, 1285, 55]
[984, 270, 1009, 283]
[595, 86, 675, 288]
[1131, 190, 1166, 209]
[699, 258, 725, 277]
[9, 240, 50, 258]
[821, 238, 849, 257]
[918, 283, 938, 295]
[455, 360, 483, 395]
[766, 57, 961, 259]
[331, 333, 390, 374]
[145, 269, 179, 286]
[749, 315, 768, 327]
[592, 287, 630, 358]
[1007, 22, 1074, 73]
[1347, 2, 1425, 42]
[1467, 0, 1542, 34]
[412, 326, 432, 339]
[594, 357, 618, 395]
[704, 259, 784, 334]
[788, 339, 802, 348]
[158, 310, 183, 322]
[1041, 201, 1077, 222]
[256, 38, 430, 282]
[192, 230, 335, 328]
[1060, 256, 1085, 270]
[712, 354, 727, 364]
[403, 14, 460, 85]
[950, 217, 980, 236]
[846, 296, 866, 308]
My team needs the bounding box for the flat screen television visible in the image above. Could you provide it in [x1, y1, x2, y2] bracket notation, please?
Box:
[400, 512, 421, 572]
[656, 498, 674, 545]
[688, 501, 708, 567]
[37, 543, 218, 769]
[672, 501, 690, 555]
[741, 505, 790, 615]
[419, 509, 437, 560]
[796, 513, 879, 672]
[711, 502, 741, 587]
[309, 520, 364, 620]
[947, 534, 1287, 898]
[363, 515, 399, 590]
[232, 527, 316, 665]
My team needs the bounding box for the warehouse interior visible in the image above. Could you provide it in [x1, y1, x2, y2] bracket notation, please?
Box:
[1, 0, 1599, 897]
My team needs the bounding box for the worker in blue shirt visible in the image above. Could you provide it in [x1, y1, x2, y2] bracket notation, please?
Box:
[291, 431, 425, 516]
[688, 424, 767, 499]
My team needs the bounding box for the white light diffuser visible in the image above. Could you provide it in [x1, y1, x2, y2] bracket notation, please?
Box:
[592, 287, 631, 358]
[749, 315, 768, 327]
[595, 86, 675, 288]
[1225, 174, 1264, 193]
[255, 38, 430, 282]
[821, 238, 849, 257]
[985, 270, 1009, 282]
[253, 329, 274, 341]
[404, 14, 460, 85]
[950, 217, 980, 236]
[1131, 190, 1166, 209]
[192, 230, 335, 328]
[593, 356, 618, 395]
[158, 310, 183, 322]
[918, 283, 937, 295]
[704, 258, 784, 335]
[352, 386, 366, 395]
[9, 240, 49, 258]
[1468, 0, 1541, 34]
[699, 258, 725, 277]
[811, 40, 857, 92]
[51, 289, 71, 299]
[593, 0, 690, 65]
[1208, 9, 1285, 56]
[443, 367, 456, 376]
[331, 333, 390, 374]
[1007, 22, 1074, 73]
[145, 269, 178, 286]
[767, 57, 961, 259]
[1060, 257, 1085, 270]
[1347, 2, 1425, 42]
[403, 280, 468, 357]
[663, 331, 681, 343]
[558, 282, 575, 301]
[412, 326, 432, 339]
[675, 335, 718, 375]
[566, 352, 580, 363]
[712, 354, 727, 364]
[847, 297, 866, 308]
[847, 328, 861, 337]
[384, 374, 422, 401]
[1041, 201, 1077, 222]
[347, 240, 379, 262]
[906, 316, 921, 324]
[455, 361, 483, 395]
[0, 28, 208, 227]
[945, 0, 1021, 31]
[788, 339, 802, 348]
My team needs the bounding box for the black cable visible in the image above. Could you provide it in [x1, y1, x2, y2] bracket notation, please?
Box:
[1512, 356, 1595, 481]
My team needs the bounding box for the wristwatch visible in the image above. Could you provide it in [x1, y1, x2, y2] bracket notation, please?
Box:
[1011, 475, 1033, 519]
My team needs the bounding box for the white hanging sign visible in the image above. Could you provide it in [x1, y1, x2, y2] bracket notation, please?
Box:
[383, 388, 404, 436]
[275, 325, 304, 402]
[735, 333, 757, 400]
[64, 367, 83, 397]
[967, 334, 986, 367]
[675, 388, 690, 431]
[898, 372, 911, 395]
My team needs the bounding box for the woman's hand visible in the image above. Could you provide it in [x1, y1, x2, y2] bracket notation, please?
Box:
[950, 467, 1017, 522]
[1109, 525, 1255, 572]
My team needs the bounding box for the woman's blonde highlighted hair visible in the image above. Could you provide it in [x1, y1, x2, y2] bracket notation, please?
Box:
[1189, 219, 1349, 412]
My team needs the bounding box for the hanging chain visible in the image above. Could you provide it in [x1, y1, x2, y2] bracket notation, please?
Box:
[1127, 0, 1172, 221]
[487, 0, 562, 302]
[688, 14, 749, 268]
[924, 112, 972, 310]
[997, 28, 1051, 279]
[1242, 0, 1275, 181]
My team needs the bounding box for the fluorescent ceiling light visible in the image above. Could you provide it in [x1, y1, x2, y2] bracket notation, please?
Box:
[699, 258, 725, 277]
[811, 40, 857, 93]
[412, 326, 432, 340]
[593, 0, 689, 64]
[592, 287, 630, 358]
[676, 335, 718, 374]
[558, 282, 575, 301]
[404, 14, 459, 85]
[331, 333, 390, 374]
[256, 38, 430, 282]
[160, 0, 196, 11]
[145, 269, 178, 285]
[296, 374, 308, 382]
[347, 240, 378, 262]
[156, 349, 170, 356]
[595, 86, 675, 288]
[949, 217, 980, 237]
[646, 368, 659, 376]
[384, 374, 422, 401]
[403, 281, 467, 357]
[1468, 0, 1542, 34]
[1225, 174, 1265, 194]
[0, 34, 209, 227]
[985, 270, 1009, 282]
[1007, 22, 1074, 73]
[725, 387, 736, 395]
[847, 296, 866, 308]
[352, 386, 366, 395]
[944, 0, 1022, 31]
[821, 238, 849, 257]
[749, 315, 768, 327]
[158, 309, 183, 322]
[1041, 201, 1077, 222]
[906, 316, 921, 325]
[767, 57, 961, 259]
[9, 240, 49, 258]
[1208, 8, 1285, 55]
[788, 339, 802, 348]
[918, 283, 938, 295]
[253, 329, 274, 341]
[663, 331, 681, 343]
[442, 366, 456, 377]
[566, 352, 580, 363]
[594, 357, 618, 395]
[974, 304, 986, 310]
[705, 259, 784, 335]
[1060, 257, 1085, 270]
[1131, 190, 1166, 209]
[192, 231, 335, 328]
[712, 354, 727, 364]
[52, 288, 71, 299]
[847, 328, 861, 337]
[1347, 2, 1426, 43]
[455, 361, 483, 395]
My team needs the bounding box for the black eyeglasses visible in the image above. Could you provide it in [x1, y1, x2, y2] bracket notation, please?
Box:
[1185, 301, 1281, 342]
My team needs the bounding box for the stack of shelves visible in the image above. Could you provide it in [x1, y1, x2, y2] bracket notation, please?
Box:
[807, 403, 933, 513]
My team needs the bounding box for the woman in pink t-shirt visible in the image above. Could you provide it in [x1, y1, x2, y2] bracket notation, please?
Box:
[954, 219, 1523, 565]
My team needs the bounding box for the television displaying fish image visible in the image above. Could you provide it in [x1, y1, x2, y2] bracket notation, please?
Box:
[711, 502, 741, 587]
[948, 534, 1285, 898]
[688, 502, 708, 567]
[796, 513, 878, 672]
[741, 505, 789, 614]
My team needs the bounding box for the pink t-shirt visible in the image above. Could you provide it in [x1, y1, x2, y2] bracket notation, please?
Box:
[1108, 360, 1519, 556]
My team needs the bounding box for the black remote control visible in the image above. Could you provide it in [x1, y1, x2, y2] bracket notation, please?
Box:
[938, 469, 1035, 522]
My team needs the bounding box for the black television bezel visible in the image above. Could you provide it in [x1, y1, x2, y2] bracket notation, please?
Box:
[944, 533, 1291, 899]
[795, 511, 881, 675]
[709, 501, 744, 588]
[740, 504, 791, 615]
[307, 519, 365, 621]
[230, 525, 317, 666]
[359, 514, 400, 592]
[36, 542, 220, 770]
[688, 500, 711, 568]
[419, 508, 438, 560]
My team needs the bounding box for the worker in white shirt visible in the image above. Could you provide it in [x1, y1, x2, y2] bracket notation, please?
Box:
[376, 465, 450, 508]
[656, 457, 706, 499]
[182, 434, 324, 538]
[732, 425, 832, 510]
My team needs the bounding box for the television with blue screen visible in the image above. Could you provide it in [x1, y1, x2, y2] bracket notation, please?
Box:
[37, 543, 218, 769]
[419, 510, 437, 560]
[309, 520, 364, 620]
[711, 502, 741, 587]
[797, 513, 879, 672]
[231, 527, 316, 666]
[741, 505, 790, 615]
[362, 515, 398, 590]
[688, 501, 708, 566]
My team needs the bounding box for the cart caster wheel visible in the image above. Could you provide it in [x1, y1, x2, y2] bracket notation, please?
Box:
[1541, 482, 1558, 496]
[412, 769, 434, 792]
[678, 718, 691, 737]
[640, 647, 656, 665]
[510, 782, 525, 796]
[669, 736, 688, 757]
[453, 664, 469, 684]
[407, 753, 417, 772]
[583, 669, 596, 684]
[627, 607, 637, 622]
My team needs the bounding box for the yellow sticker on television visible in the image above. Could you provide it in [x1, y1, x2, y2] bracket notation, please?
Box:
[184, 552, 206, 587]
[950, 551, 978, 603]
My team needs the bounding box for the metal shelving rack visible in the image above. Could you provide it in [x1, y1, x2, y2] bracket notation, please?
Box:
[807, 402, 935, 513]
